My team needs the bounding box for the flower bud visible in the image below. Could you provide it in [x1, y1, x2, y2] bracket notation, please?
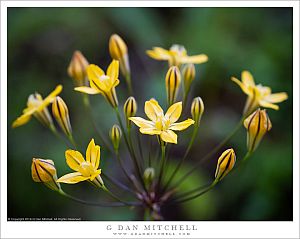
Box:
[52, 96, 72, 137]
[191, 97, 204, 125]
[244, 108, 272, 152]
[165, 66, 181, 106]
[109, 34, 130, 77]
[109, 124, 122, 151]
[28, 93, 53, 128]
[67, 50, 89, 87]
[123, 96, 137, 127]
[143, 167, 155, 186]
[182, 63, 196, 93]
[215, 148, 236, 181]
[31, 158, 61, 191]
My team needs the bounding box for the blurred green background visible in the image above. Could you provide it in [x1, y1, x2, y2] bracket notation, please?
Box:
[7, 7, 292, 220]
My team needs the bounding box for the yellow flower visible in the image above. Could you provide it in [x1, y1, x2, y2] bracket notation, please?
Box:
[109, 34, 130, 77]
[57, 139, 104, 187]
[129, 99, 195, 144]
[12, 85, 63, 128]
[32, 158, 61, 191]
[146, 44, 208, 67]
[215, 148, 236, 181]
[244, 108, 272, 152]
[52, 96, 72, 137]
[75, 60, 120, 107]
[231, 71, 288, 115]
[67, 50, 89, 87]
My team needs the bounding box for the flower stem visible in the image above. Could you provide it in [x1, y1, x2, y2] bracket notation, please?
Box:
[102, 185, 133, 206]
[157, 144, 166, 192]
[125, 73, 133, 96]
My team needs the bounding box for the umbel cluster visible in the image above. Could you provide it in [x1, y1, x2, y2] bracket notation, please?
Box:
[13, 34, 288, 220]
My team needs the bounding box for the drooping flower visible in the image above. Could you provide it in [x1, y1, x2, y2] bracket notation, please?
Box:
[52, 96, 72, 137]
[244, 108, 272, 153]
[12, 85, 63, 128]
[129, 99, 194, 144]
[57, 139, 104, 188]
[146, 44, 208, 67]
[215, 148, 236, 181]
[32, 158, 61, 192]
[231, 71, 288, 116]
[67, 50, 89, 87]
[75, 60, 120, 108]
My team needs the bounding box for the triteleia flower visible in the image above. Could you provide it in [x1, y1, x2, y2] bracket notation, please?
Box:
[124, 96, 137, 127]
[231, 71, 288, 116]
[191, 97, 204, 126]
[215, 148, 236, 181]
[32, 158, 61, 192]
[146, 44, 208, 67]
[75, 60, 120, 108]
[12, 85, 62, 128]
[109, 124, 122, 151]
[52, 96, 72, 137]
[129, 99, 194, 144]
[166, 66, 181, 106]
[244, 108, 272, 153]
[57, 139, 104, 188]
[109, 34, 130, 77]
[67, 50, 89, 87]
[182, 63, 196, 94]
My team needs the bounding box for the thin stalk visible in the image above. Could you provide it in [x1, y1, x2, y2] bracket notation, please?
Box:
[102, 185, 133, 206]
[59, 190, 139, 207]
[137, 132, 144, 165]
[49, 123, 72, 148]
[67, 134, 78, 149]
[163, 124, 199, 192]
[125, 73, 133, 96]
[172, 116, 244, 190]
[102, 172, 135, 195]
[82, 94, 113, 153]
[157, 145, 166, 192]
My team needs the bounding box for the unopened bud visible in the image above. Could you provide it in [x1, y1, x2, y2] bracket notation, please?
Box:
[244, 108, 272, 152]
[165, 66, 181, 106]
[182, 63, 196, 93]
[124, 96, 137, 127]
[215, 148, 236, 181]
[67, 50, 89, 86]
[52, 96, 72, 136]
[109, 34, 130, 77]
[191, 97, 204, 125]
[109, 124, 122, 151]
[143, 167, 155, 186]
[32, 158, 61, 191]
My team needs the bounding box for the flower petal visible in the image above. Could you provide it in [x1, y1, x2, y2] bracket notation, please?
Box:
[42, 85, 63, 105]
[145, 99, 164, 122]
[259, 100, 279, 110]
[264, 92, 288, 103]
[146, 47, 171, 60]
[241, 71, 255, 87]
[86, 139, 100, 169]
[12, 111, 33, 128]
[75, 86, 100, 95]
[57, 172, 88, 184]
[106, 60, 119, 81]
[140, 127, 161, 135]
[160, 130, 178, 144]
[231, 77, 251, 95]
[129, 117, 154, 128]
[180, 54, 208, 64]
[65, 149, 85, 171]
[87, 64, 105, 81]
[165, 102, 182, 123]
[169, 118, 195, 131]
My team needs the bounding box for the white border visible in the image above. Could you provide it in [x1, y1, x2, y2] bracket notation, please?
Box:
[1, 1, 299, 238]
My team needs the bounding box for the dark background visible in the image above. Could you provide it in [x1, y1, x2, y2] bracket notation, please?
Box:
[8, 7, 292, 220]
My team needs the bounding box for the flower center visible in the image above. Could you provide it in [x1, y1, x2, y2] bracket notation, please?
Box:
[79, 161, 95, 177]
[155, 116, 170, 131]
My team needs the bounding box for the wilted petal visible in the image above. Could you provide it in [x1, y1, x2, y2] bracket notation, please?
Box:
[169, 118, 195, 131]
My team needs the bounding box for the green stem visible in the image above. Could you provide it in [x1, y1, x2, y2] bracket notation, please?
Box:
[67, 134, 78, 149]
[102, 172, 135, 195]
[125, 73, 133, 96]
[172, 116, 244, 190]
[49, 124, 72, 148]
[163, 124, 199, 192]
[59, 190, 139, 207]
[157, 145, 166, 192]
[102, 185, 132, 206]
